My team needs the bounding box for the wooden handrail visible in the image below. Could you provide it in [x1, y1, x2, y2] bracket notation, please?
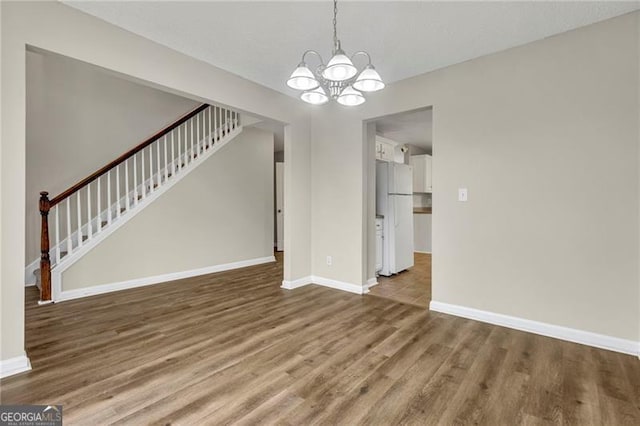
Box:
[49, 103, 209, 206]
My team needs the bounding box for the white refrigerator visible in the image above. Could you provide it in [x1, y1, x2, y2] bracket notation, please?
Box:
[376, 162, 414, 276]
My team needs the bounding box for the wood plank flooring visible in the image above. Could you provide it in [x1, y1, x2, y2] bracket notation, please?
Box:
[1, 254, 639, 424]
[368, 252, 431, 308]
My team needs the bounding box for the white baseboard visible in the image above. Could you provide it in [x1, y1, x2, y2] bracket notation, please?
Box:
[57, 255, 275, 302]
[281, 276, 312, 290]
[414, 250, 432, 254]
[281, 275, 366, 295]
[24, 259, 39, 286]
[311, 276, 367, 294]
[366, 277, 378, 289]
[0, 353, 32, 379]
[430, 301, 640, 357]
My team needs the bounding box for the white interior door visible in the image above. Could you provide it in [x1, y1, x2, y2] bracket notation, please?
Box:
[276, 162, 284, 251]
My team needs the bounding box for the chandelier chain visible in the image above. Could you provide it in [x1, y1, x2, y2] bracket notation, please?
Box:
[333, 0, 338, 49]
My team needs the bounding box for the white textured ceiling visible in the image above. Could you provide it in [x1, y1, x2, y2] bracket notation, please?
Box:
[375, 108, 432, 151]
[65, 1, 640, 97]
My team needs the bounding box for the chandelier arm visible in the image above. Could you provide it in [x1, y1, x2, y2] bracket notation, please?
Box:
[301, 50, 326, 67]
[350, 51, 373, 66]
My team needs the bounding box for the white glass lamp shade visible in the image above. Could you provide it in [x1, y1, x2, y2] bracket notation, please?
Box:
[337, 86, 365, 106]
[353, 65, 385, 92]
[301, 86, 329, 105]
[287, 64, 320, 91]
[322, 51, 357, 82]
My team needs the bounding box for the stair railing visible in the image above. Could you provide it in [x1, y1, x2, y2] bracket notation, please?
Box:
[38, 103, 240, 303]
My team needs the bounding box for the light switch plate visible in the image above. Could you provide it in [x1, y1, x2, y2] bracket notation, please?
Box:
[458, 188, 468, 202]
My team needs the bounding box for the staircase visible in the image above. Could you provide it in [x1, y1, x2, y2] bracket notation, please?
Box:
[36, 104, 242, 303]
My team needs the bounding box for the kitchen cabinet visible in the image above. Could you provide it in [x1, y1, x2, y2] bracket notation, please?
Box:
[410, 154, 432, 193]
[375, 137, 395, 162]
[375, 218, 384, 272]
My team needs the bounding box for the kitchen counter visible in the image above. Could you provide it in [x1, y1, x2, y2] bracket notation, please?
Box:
[413, 207, 432, 214]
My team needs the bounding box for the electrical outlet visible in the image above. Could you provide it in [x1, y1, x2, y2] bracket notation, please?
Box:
[458, 188, 468, 202]
[326, 256, 332, 266]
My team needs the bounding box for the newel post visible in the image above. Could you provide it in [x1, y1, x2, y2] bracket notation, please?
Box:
[39, 191, 52, 303]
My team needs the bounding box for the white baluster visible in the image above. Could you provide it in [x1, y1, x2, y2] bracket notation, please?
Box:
[208, 106, 213, 149]
[66, 198, 72, 255]
[125, 159, 130, 211]
[219, 107, 223, 139]
[214, 107, 218, 141]
[226, 109, 230, 134]
[116, 165, 121, 218]
[87, 183, 92, 240]
[171, 131, 176, 175]
[164, 135, 168, 182]
[77, 191, 83, 247]
[197, 113, 200, 156]
[97, 177, 101, 232]
[191, 117, 195, 162]
[157, 138, 162, 187]
[141, 148, 146, 199]
[148, 146, 152, 194]
[178, 126, 182, 172]
[55, 205, 60, 264]
[107, 170, 112, 225]
[133, 153, 138, 206]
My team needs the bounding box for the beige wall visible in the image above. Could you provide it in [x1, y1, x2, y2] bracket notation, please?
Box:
[0, 1, 311, 363]
[310, 108, 366, 285]
[62, 127, 274, 290]
[312, 12, 640, 342]
[25, 50, 199, 264]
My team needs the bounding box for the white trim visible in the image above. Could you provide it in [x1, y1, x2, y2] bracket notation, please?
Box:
[57, 255, 274, 302]
[24, 258, 39, 286]
[366, 277, 379, 290]
[50, 126, 243, 301]
[281, 276, 312, 290]
[281, 275, 367, 295]
[414, 250, 432, 254]
[429, 301, 640, 356]
[0, 353, 32, 379]
[311, 276, 367, 294]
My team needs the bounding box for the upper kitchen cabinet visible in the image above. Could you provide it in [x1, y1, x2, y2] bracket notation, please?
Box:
[375, 136, 396, 162]
[410, 154, 432, 193]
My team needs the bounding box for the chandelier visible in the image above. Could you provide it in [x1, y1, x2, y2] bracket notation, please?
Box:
[286, 0, 385, 106]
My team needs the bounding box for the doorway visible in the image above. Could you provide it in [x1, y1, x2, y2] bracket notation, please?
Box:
[250, 119, 286, 279]
[366, 107, 433, 308]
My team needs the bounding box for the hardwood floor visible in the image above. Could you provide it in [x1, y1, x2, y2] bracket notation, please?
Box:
[368, 252, 431, 308]
[1, 254, 639, 425]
